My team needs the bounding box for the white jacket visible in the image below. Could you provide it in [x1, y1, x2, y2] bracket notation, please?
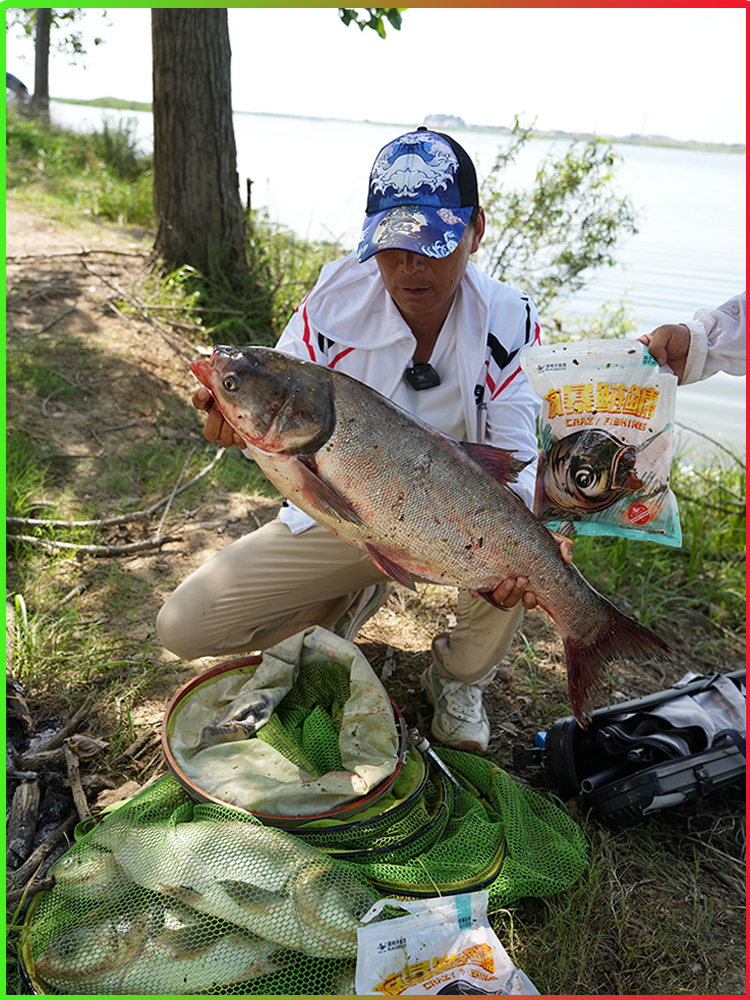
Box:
[681, 291, 746, 384]
[272, 253, 542, 530]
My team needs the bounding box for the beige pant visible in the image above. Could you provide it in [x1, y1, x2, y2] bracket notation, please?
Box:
[156, 514, 523, 685]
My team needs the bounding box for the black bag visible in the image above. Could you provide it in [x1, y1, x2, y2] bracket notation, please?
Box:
[514, 670, 745, 828]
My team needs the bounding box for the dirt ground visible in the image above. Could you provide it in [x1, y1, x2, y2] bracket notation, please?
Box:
[6, 204, 746, 995]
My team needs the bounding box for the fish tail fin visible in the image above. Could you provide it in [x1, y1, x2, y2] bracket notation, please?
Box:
[563, 604, 674, 725]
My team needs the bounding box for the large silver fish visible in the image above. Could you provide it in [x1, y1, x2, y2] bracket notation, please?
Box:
[32, 904, 291, 994]
[191, 346, 674, 722]
[92, 815, 378, 958]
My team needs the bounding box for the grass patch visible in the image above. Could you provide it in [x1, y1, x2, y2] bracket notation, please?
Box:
[6, 431, 51, 521]
[491, 810, 744, 994]
[11, 593, 151, 691]
[573, 454, 746, 653]
[6, 113, 153, 227]
[7, 351, 88, 407]
[6, 424, 278, 533]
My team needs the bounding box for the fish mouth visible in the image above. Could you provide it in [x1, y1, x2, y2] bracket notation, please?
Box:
[190, 346, 243, 382]
[189, 357, 212, 387]
[610, 445, 643, 490]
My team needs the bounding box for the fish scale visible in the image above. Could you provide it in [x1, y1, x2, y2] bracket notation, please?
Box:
[192, 346, 674, 722]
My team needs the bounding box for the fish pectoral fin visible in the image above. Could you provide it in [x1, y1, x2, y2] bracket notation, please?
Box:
[363, 543, 416, 591]
[292, 456, 364, 525]
[460, 441, 530, 485]
[219, 879, 288, 914]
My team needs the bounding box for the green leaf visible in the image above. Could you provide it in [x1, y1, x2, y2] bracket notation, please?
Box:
[338, 7, 406, 38]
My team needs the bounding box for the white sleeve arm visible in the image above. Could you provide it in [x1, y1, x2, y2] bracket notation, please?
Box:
[681, 292, 746, 384]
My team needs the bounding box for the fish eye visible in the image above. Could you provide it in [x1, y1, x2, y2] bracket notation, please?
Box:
[572, 465, 598, 492]
[223, 375, 239, 391]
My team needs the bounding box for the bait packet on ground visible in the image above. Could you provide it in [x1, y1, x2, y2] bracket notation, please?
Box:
[355, 891, 539, 995]
[520, 338, 681, 546]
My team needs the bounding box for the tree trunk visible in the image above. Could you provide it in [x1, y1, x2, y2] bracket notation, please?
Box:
[31, 8, 51, 122]
[151, 8, 247, 280]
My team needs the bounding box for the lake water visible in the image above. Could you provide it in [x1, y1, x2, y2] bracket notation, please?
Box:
[48, 101, 746, 462]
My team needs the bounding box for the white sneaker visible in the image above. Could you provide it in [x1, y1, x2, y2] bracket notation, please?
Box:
[336, 583, 390, 642]
[420, 664, 491, 753]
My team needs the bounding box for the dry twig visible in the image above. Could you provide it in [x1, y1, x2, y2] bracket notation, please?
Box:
[40, 578, 92, 619]
[7, 876, 56, 909]
[38, 305, 76, 333]
[119, 730, 159, 760]
[6, 813, 78, 891]
[156, 446, 196, 538]
[8, 534, 182, 557]
[675, 420, 746, 468]
[41, 370, 135, 417]
[64, 743, 91, 822]
[7, 446, 227, 534]
[37, 694, 96, 754]
[81, 260, 194, 362]
[7, 249, 151, 263]
[137, 303, 245, 316]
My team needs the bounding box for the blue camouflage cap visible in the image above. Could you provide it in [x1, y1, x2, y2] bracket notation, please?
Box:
[356, 128, 479, 262]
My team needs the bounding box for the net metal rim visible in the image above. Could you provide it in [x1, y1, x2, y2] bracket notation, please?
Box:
[161, 656, 409, 829]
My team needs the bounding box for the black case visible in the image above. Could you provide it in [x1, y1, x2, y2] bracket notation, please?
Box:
[514, 670, 745, 827]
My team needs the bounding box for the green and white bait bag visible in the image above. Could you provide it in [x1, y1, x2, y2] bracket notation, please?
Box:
[521, 338, 681, 546]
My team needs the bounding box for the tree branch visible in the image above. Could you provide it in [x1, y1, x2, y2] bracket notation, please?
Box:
[7, 534, 182, 557]
[6, 446, 228, 531]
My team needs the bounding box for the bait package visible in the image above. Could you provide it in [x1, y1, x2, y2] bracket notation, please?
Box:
[355, 892, 539, 995]
[521, 339, 682, 547]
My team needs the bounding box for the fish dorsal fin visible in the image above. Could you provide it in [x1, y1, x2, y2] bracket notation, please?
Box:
[554, 520, 578, 538]
[460, 442, 529, 485]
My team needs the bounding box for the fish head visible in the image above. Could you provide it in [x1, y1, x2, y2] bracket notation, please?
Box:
[191, 346, 335, 455]
[52, 846, 127, 902]
[33, 925, 99, 983]
[33, 910, 155, 985]
[544, 430, 644, 513]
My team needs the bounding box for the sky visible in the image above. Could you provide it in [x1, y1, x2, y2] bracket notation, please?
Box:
[3, 6, 747, 146]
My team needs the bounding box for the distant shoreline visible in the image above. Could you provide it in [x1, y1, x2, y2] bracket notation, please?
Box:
[51, 97, 746, 155]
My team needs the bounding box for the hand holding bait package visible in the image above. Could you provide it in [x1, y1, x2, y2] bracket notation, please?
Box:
[520, 339, 682, 547]
[355, 891, 539, 995]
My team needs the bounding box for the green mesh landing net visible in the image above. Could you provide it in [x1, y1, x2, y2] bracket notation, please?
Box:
[255, 658, 351, 776]
[22, 778, 371, 995]
[21, 631, 589, 995]
[23, 759, 587, 995]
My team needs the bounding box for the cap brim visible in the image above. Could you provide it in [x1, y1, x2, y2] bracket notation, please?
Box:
[356, 204, 474, 263]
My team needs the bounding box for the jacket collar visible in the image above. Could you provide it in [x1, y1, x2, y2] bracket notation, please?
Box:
[305, 253, 489, 353]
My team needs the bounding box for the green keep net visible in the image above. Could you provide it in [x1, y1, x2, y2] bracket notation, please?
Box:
[21, 639, 589, 995]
